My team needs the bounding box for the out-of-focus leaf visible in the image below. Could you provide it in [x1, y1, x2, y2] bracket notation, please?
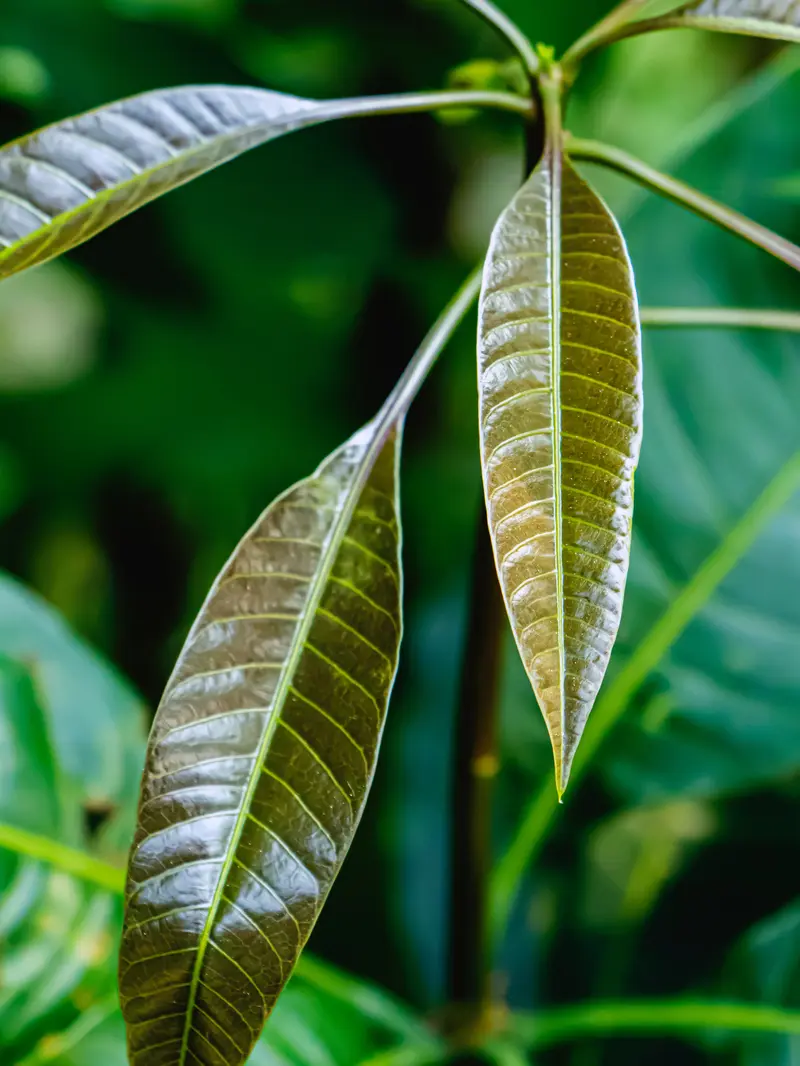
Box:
[0, 572, 145, 811]
[0, 656, 121, 1058]
[581, 800, 714, 929]
[120, 419, 404, 1066]
[667, 0, 800, 42]
[0, 84, 319, 279]
[26, 967, 422, 1066]
[478, 91, 642, 794]
[721, 899, 800, 1064]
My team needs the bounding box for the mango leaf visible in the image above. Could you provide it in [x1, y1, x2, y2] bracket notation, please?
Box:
[0, 84, 320, 279]
[478, 94, 642, 795]
[120, 419, 404, 1066]
[667, 1, 800, 42]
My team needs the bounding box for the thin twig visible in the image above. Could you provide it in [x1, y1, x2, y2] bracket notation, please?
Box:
[561, 0, 665, 69]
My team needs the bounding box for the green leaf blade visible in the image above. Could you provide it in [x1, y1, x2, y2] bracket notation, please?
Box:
[478, 149, 642, 795]
[119, 423, 403, 1066]
[0, 85, 317, 279]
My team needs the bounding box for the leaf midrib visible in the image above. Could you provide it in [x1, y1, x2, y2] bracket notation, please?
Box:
[542, 79, 567, 791]
[175, 421, 393, 1065]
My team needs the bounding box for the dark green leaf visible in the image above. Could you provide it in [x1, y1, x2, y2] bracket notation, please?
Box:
[478, 96, 642, 794]
[120, 420, 404, 1066]
[0, 85, 317, 278]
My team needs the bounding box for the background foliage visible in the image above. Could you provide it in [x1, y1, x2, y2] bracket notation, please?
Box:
[0, 1, 798, 1064]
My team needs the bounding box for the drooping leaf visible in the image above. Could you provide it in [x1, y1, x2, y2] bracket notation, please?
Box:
[0, 84, 321, 279]
[478, 88, 643, 795]
[667, 0, 800, 42]
[119, 419, 404, 1066]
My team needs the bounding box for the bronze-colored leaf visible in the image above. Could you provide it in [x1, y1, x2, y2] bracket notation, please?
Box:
[119, 420, 403, 1066]
[0, 85, 318, 278]
[478, 87, 643, 795]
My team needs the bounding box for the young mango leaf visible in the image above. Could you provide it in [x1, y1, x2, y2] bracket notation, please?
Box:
[119, 421, 403, 1066]
[478, 82, 642, 795]
[0, 85, 319, 279]
[668, 0, 800, 42]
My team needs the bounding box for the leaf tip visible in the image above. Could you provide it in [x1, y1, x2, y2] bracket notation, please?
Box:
[555, 756, 572, 802]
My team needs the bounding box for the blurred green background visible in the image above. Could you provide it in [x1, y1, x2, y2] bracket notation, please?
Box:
[0, 1, 799, 1064]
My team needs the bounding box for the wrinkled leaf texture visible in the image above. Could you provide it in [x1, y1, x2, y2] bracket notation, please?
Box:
[478, 106, 642, 794]
[119, 420, 403, 1066]
[0, 85, 321, 278]
[672, 0, 800, 41]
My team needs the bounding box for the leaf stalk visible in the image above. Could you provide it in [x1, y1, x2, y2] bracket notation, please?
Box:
[314, 89, 533, 123]
[641, 306, 800, 331]
[456, 0, 541, 77]
[567, 136, 800, 273]
[561, 0, 662, 69]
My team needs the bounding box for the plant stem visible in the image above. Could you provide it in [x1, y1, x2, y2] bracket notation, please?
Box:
[561, 0, 657, 69]
[510, 998, 800, 1048]
[489, 448, 800, 944]
[641, 307, 800, 331]
[382, 267, 482, 430]
[447, 515, 506, 1012]
[315, 89, 533, 123]
[567, 137, 800, 273]
[0, 822, 126, 893]
[456, 0, 541, 77]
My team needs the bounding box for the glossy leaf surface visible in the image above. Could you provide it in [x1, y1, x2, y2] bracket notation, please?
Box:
[674, 0, 800, 41]
[0, 85, 317, 278]
[120, 422, 403, 1066]
[478, 129, 642, 794]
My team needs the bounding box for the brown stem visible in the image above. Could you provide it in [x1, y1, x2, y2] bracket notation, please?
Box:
[447, 512, 506, 1013]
